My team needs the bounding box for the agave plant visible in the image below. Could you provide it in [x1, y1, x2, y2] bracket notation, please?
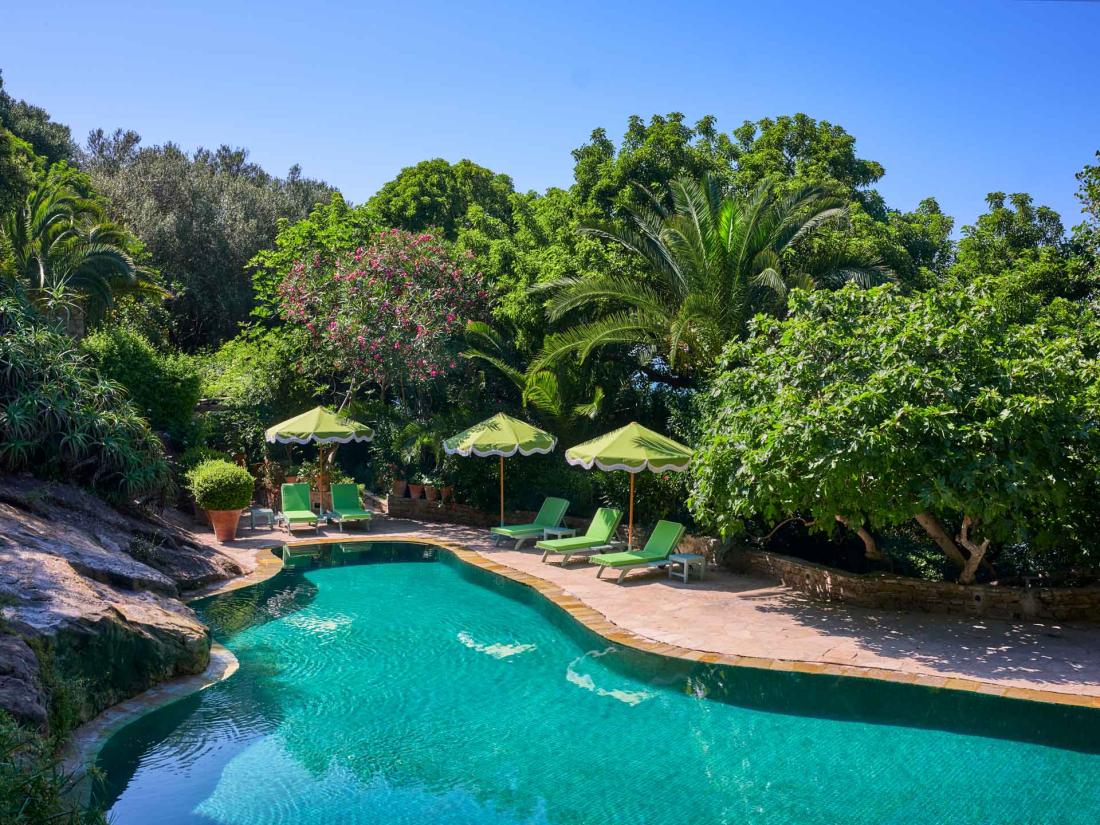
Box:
[1, 167, 162, 330]
[532, 174, 889, 384]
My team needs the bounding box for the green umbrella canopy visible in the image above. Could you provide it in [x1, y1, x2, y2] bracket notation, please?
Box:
[443, 413, 556, 458]
[265, 406, 374, 445]
[564, 422, 691, 473]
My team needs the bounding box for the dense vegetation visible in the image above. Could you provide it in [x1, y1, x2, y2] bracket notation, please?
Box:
[1, 69, 1098, 586]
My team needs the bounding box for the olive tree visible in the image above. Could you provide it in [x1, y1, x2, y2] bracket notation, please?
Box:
[690, 281, 1100, 582]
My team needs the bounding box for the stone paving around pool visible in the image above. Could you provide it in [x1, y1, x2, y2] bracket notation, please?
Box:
[200, 516, 1100, 708]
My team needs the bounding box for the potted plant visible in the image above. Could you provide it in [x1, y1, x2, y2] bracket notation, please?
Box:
[187, 459, 255, 542]
[424, 475, 440, 501]
[407, 475, 425, 500]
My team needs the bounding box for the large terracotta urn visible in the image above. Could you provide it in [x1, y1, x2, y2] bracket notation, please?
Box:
[207, 508, 244, 542]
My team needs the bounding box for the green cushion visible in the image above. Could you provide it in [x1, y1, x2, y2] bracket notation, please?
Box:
[533, 497, 570, 528]
[331, 483, 370, 517]
[284, 509, 317, 523]
[583, 508, 623, 542]
[643, 520, 686, 554]
[535, 536, 604, 552]
[590, 550, 663, 567]
[490, 523, 543, 537]
[591, 520, 684, 566]
[281, 483, 312, 514]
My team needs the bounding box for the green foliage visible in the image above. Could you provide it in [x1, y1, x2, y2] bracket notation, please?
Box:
[1, 163, 161, 328]
[691, 279, 1100, 577]
[0, 124, 39, 219]
[248, 193, 377, 322]
[0, 300, 173, 502]
[0, 711, 106, 825]
[0, 71, 77, 166]
[536, 174, 886, 384]
[368, 158, 515, 241]
[186, 459, 254, 510]
[82, 326, 201, 444]
[177, 445, 232, 473]
[83, 131, 333, 348]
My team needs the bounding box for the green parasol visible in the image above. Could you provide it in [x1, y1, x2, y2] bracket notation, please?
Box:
[265, 406, 374, 510]
[443, 413, 557, 525]
[564, 422, 691, 549]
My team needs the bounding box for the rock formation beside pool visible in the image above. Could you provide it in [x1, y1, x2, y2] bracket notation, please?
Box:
[0, 475, 248, 730]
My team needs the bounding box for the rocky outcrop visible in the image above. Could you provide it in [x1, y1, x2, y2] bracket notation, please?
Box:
[0, 475, 249, 730]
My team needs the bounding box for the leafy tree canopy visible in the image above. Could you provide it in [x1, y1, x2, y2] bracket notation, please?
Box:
[367, 158, 515, 240]
[0, 70, 76, 166]
[691, 279, 1100, 582]
[83, 129, 333, 348]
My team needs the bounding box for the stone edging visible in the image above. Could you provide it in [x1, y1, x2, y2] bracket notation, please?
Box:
[63, 643, 239, 779]
[285, 534, 1100, 711]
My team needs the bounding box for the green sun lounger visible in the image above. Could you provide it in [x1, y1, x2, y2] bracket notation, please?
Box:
[280, 482, 318, 533]
[590, 520, 686, 583]
[489, 497, 570, 549]
[330, 483, 372, 531]
[537, 507, 623, 564]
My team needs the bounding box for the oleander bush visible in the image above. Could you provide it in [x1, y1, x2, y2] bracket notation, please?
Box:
[186, 459, 254, 511]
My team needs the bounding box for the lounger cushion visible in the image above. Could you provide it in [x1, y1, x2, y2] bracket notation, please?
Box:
[284, 509, 318, 523]
[490, 523, 544, 537]
[535, 536, 605, 552]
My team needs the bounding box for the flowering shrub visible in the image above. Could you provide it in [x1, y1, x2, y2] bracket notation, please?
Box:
[278, 229, 487, 391]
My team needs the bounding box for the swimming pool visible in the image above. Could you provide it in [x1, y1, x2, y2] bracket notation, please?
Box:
[96, 542, 1100, 824]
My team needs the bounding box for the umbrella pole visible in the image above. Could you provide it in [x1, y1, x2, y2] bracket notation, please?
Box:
[628, 472, 635, 550]
[499, 455, 505, 526]
[319, 446, 327, 513]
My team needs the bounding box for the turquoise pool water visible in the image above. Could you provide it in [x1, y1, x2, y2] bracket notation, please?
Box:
[97, 543, 1100, 824]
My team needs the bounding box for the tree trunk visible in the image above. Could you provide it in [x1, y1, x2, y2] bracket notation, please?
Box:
[914, 511, 968, 568]
[956, 516, 991, 585]
[835, 515, 882, 560]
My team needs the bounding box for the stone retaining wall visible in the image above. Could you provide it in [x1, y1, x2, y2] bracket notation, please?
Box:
[745, 550, 1100, 622]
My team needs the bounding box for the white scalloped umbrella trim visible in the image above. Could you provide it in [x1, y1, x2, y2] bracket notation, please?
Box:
[443, 442, 556, 458]
[266, 433, 374, 445]
[563, 455, 690, 473]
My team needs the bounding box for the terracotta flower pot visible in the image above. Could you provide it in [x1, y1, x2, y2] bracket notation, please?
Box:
[207, 508, 244, 542]
[391, 479, 408, 497]
[424, 485, 439, 502]
[440, 485, 454, 502]
[408, 484, 424, 500]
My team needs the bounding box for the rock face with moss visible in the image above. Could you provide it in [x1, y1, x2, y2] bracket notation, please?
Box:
[0, 475, 248, 730]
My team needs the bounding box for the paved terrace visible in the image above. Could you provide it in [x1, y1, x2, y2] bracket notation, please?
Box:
[199, 516, 1100, 708]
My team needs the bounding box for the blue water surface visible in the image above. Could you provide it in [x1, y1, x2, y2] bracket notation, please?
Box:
[96, 544, 1100, 824]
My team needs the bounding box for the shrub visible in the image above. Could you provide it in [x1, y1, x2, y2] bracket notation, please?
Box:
[186, 459, 254, 511]
[176, 445, 232, 473]
[691, 281, 1100, 583]
[82, 326, 201, 445]
[0, 711, 106, 825]
[0, 300, 172, 502]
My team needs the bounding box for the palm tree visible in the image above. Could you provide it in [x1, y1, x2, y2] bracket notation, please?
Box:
[532, 174, 888, 385]
[1, 169, 161, 332]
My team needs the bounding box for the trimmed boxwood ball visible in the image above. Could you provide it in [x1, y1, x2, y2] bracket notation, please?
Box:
[187, 459, 254, 511]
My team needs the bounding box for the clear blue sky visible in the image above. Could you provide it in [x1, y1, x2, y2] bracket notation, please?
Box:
[2, 0, 1098, 231]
